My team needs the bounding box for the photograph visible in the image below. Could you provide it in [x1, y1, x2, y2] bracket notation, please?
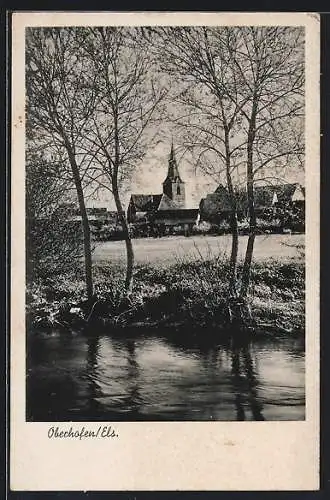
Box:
[25, 23, 306, 423]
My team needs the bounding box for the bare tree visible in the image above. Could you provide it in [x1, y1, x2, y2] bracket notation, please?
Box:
[26, 27, 97, 302]
[224, 27, 304, 298]
[154, 27, 250, 298]
[155, 26, 304, 319]
[172, 105, 244, 297]
[78, 27, 166, 293]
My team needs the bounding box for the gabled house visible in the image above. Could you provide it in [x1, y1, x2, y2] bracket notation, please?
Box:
[199, 185, 233, 224]
[275, 183, 305, 206]
[199, 182, 305, 224]
[127, 194, 163, 223]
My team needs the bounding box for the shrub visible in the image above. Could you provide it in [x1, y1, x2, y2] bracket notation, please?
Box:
[26, 216, 83, 282]
[26, 255, 305, 334]
[26, 156, 83, 283]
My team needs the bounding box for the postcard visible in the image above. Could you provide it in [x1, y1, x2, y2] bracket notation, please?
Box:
[10, 11, 320, 491]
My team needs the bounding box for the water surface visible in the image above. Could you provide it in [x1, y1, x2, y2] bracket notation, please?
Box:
[27, 331, 305, 421]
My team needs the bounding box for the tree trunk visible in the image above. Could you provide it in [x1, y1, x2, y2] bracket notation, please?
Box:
[240, 105, 257, 299]
[224, 127, 238, 297]
[229, 210, 239, 295]
[113, 185, 134, 293]
[225, 164, 238, 297]
[240, 226, 256, 298]
[67, 149, 93, 302]
[112, 104, 135, 294]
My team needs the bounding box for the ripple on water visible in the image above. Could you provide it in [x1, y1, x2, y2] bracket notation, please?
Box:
[26, 331, 305, 421]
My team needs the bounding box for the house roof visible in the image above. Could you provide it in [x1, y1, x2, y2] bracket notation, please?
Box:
[129, 193, 182, 213]
[200, 184, 232, 213]
[254, 186, 276, 208]
[129, 194, 163, 212]
[200, 182, 304, 216]
[274, 183, 302, 203]
[152, 208, 199, 223]
[253, 183, 304, 207]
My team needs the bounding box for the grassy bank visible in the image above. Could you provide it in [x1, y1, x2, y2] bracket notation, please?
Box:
[26, 256, 304, 336]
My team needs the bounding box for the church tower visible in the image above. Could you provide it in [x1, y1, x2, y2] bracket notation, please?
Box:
[162, 143, 186, 208]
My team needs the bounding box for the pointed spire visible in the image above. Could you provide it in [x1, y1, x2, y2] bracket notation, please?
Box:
[162, 141, 185, 205]
[169, 139, 175, 163]
[167, 142, 181, 181]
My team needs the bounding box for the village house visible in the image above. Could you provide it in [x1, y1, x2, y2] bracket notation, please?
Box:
[127, 144, 199, 235]
[67, 206, 119, 225]
[199, 182, 305, 228]
[64, 205, 121, 240]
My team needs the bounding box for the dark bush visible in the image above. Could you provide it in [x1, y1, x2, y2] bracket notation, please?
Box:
[26, 156, 83, 283]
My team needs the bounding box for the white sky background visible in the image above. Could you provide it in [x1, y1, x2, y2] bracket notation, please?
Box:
[83, 26, 305, 211]
[30, 26, 304, 212]
[89, 140, 217, 210]
[87, 139, 305, 211]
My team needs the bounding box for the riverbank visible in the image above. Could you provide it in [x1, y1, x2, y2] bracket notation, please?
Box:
[26, 256, 304, 337]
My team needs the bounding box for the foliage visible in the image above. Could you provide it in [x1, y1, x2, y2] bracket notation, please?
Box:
[277, 204, 305, 230]
[26, 27, 96, 300]
[26, 157, 83, 282]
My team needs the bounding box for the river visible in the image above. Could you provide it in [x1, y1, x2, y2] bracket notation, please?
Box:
[27, 330, 305, 421]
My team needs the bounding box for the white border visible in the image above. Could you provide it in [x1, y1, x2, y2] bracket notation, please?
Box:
[11, 11, 320, 491]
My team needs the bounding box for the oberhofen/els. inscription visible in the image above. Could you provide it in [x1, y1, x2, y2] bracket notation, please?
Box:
[48, 426, 119, 440]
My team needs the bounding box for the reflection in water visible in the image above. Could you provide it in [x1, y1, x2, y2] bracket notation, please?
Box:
[123, 339, 141, 417]
[86, 336, 103, 417]
[229, 337, 265, 421]
[27, 331, 305, 422]
[243, 347, 265, 421]
[231, 347, 246, 421]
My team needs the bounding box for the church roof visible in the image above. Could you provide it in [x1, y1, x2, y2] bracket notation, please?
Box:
[157, 193, 181, 210]
[129, 194, 163, 212]
[129, 193, 182, 213]
[129, 143, 187, 217]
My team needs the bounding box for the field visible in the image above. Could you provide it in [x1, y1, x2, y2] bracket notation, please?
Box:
[93, 233, 305, 266]
[27, 233, 305, 333]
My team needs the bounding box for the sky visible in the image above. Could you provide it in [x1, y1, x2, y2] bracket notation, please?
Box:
[86, 140, 218, 210]
[86, 138, 305, 211]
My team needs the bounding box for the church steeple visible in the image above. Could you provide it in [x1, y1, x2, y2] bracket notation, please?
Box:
[162, 143, 185, 208]
[167, 141, 181, 180]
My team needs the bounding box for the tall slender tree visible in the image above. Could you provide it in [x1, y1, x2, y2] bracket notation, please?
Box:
[26, 27, 97, 301]
[224, 27, 304, 298]
[78, 27, 166, 293]
[155, 26, 304, 317]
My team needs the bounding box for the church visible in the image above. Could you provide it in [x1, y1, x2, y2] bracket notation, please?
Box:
[127, 144, 199, 235]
